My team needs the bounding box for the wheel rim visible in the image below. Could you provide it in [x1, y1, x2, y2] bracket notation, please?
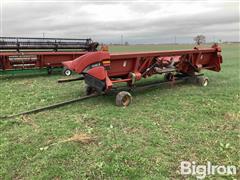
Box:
[122, 95, 130, 106]
[169, 74, 174, 81]
[65, 70, 71, 76]
[203, 79, 208, 86]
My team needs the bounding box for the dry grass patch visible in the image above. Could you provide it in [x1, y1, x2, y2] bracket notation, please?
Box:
[40, 133, 97, 151]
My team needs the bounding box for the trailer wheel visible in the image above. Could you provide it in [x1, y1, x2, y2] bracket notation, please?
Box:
[164, 73, 174, 81]
[116, 91, 132, 107]
[63, 68, 72, 76]
[85, 86, 97, 95]
[47, 67, 52, 75]
[197, 76, 209, 87]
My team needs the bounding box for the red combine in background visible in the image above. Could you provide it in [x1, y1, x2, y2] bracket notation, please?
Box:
[62, 44, 222, 106]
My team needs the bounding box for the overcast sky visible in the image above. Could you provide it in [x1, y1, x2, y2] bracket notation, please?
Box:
[0, 0, 239, 44]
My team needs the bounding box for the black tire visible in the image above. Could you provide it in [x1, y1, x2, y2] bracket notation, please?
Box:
[164, 73, 174, 81]
[47, 67, 52, 75]
[116, 91, 132, 107]
[197, 76, 209, 87]
[63, 68, 72, 76]
[85, 86, 97, 95]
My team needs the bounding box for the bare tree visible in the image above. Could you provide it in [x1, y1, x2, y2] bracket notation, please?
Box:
[194, 35, 206, 45]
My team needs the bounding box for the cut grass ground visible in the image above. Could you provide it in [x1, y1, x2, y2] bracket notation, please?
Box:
[0, 43, 239, 179]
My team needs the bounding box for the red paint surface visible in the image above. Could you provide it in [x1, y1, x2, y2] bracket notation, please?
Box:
[87, 66, 106, 80]
[0, 51, 86, 70]
[63, 45, 222, 91]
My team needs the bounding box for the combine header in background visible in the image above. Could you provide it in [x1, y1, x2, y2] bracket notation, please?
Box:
[0, 37, 99, 75]
[62, 44, 222, 106]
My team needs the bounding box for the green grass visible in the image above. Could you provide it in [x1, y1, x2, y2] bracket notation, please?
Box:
[0, 44, 239, 179]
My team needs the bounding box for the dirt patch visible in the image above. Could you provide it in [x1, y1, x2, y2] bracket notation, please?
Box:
[21, 115, 39, 129]
[224, 112, 240, 121]
[40, 133, 97, 151]
[62, 133, 97, 144]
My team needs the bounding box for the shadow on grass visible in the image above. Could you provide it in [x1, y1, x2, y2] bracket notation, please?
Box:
[0, 75, 192, 120]
[0, 71, 63, 80]
[100, 80, 189, 106]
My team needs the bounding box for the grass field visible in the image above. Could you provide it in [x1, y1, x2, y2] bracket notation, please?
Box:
[0, 44, 239, 179]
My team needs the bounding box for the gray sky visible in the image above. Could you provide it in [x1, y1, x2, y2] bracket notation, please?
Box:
[0, 0, 239, 44]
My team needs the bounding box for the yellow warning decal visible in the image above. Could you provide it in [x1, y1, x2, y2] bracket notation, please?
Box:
[102, 60, 111, 64]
